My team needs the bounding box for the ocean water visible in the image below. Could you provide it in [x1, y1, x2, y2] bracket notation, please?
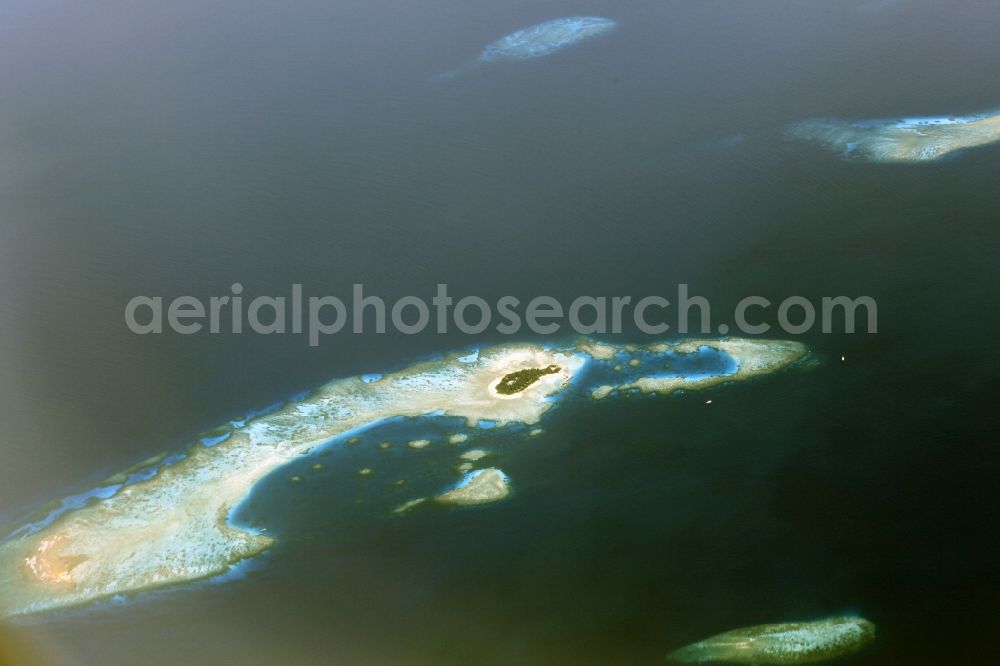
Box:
[1, 1, 998, 664]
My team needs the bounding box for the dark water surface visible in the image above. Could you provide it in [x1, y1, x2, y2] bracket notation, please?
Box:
[1, 1, 998, 664]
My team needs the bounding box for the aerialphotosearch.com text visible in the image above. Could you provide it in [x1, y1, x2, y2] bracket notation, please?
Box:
[125, 283, 878, 346]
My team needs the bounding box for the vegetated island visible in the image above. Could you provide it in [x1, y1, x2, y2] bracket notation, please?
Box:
[0, 337, 809, 618]
[494, 364, 561, 395]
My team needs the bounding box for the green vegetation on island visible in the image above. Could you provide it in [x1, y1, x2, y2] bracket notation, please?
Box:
[495, 364, 561, 395]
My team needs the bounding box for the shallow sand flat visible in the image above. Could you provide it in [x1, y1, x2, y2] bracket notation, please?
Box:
[459, 449, 488, 462]
[576, 339, 618, 360]
[591, 385, 615, 400]
[0, 338, 809, 618]
[624, 339, 807, 394]
[0, 343, 577, 618]
[434, 469, 511, 506]
[789, 110, 1000, 162]
[667, 616, 876, 664]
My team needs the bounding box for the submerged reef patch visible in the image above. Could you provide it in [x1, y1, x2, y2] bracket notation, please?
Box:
[0, 337, 808, 618]
[434, 469, 511, 506]
[435, 16, 617, 81]
[667, 616, 876, 664]
[480, 17, 617, 63]
[459, 449, 489, 462]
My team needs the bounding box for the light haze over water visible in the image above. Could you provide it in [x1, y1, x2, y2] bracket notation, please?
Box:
[1, 1, 998, 664]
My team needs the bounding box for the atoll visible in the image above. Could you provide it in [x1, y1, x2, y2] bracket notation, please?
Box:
[0, 337, 809, 618]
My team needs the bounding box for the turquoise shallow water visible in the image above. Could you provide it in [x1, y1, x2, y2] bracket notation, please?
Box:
[2, 342, 745, 546]
[1, 0, 998, 664]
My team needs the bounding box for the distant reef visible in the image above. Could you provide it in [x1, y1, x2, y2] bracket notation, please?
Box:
[789, 109, 1000, 162]
[667, 616, 876, 664]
